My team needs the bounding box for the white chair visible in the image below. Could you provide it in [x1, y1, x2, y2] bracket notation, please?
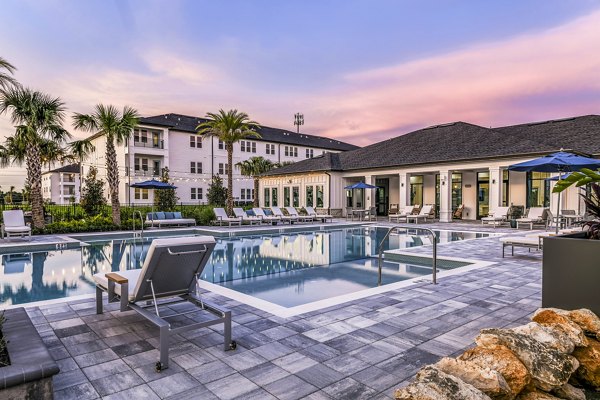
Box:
[213, 208, 242, 227]
[1, 210, 31, 240]
[253, 208, 280, 224]
[93, 237, 235, 371]
[500, 235, 544, 257]
[233, 208, 261, 225]
[516, 207, 546, 229]
[305, 206, 334, 222]
[481, 206, 510, 228]
[271, 207, 298, 224]
[389, 205, 415, 222]
[285, 207, 313, 222]
[406, 205, 433, 224]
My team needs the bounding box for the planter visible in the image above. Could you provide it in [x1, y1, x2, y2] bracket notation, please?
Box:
[0, 307, 59, 399]
[543, 232, 600, 315]
[510, 219, 517, 228]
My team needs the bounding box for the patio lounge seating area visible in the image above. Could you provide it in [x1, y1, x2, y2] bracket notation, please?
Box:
[145, 212, 196, 228]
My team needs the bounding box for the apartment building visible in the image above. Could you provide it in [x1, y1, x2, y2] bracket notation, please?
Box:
[83, 113, 358, 204]
[41, 164, 80, 204]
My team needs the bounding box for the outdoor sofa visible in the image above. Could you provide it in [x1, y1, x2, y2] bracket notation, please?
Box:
[145, 212, 196, 228]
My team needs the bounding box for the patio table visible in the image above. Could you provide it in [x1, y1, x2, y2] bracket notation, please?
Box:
[352, 209, 369, 221]
[560, 214, 583, 228]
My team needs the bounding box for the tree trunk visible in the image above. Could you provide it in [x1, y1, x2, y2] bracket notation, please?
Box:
[26, 140, 45, 229]
[226, 143, 234, 215]
[106, 138, 121, 225]
[253, 177, 259, 208]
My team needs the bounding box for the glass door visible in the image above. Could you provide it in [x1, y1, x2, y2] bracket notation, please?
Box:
[477, 172, 490, 219]
[375, 178, 389, 215]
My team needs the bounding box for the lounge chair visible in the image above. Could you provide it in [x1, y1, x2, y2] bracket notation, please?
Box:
[1, 210, 31, 240]
[389, 205, 415, 222]
[271, 207, 298, 224]
[145, 212, 196, 228]
[305, 206, 334, 222]
[253, 208, 280, 224]
[453, 204, 464, 219]
[406, 205, 433, 224]
[516, 207, 546, 229]
[213, 208, 242, 227]
[286, 206, 313, 222]
[500, 235, 544, 257]
[93, 237, 236, 371]
[481, 206, 510, 228]
[233, 208, 261, 225]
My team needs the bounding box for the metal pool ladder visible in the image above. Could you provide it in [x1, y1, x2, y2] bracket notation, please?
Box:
[377, 225, 438, 286]
[132, 210, 144, 239]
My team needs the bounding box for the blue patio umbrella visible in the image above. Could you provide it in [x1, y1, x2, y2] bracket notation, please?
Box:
[130, 179, 178, 215]
[508, 151, 600, 233]
[344, 181, 379, 209]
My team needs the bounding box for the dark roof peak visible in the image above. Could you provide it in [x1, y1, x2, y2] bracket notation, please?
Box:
[43, 163, 80, 174]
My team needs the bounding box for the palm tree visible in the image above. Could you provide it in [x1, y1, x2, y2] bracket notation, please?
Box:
[0, 57, 17, 89]
[73, 104, 139, 225]
[196, 109, 260, 214]
[68, 138, 95, 191]
[0, 87, 70, 228]
[236, 156, 276, 207]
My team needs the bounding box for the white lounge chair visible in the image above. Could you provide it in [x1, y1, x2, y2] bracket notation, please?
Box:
[253, 208, 280, 224]
[285, 207, 313, 222]
[1, 210, 31, 240]
[389, 205, 415, 222]
[305, 206, 334, 222]
[481, 206, 510, 228]
[500, 235, 544, 257]
[213, 208, 242, 227]
[516, 207, 546, 229]
[93, 237, 236, 371]
[271, 207, 298, 224]
[406, 205, 433, 224]
[233, 208, 261, 225]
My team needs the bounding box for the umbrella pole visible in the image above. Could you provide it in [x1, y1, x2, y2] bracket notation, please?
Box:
[555, 171, 563, 235]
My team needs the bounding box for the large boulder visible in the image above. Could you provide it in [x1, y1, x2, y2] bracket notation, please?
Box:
[434, 357, 512, 399]
[515, 389, 561, 400]
[476, 328, 579, 392]
[551, 383, 586, 400]
[531, 309, 588, 347]
[566, 309, 600, 339]
[459, 344, 530, 397]
[571, 336, 600, 388]
[511, 322, 575, 354]
[395, 366, 492, 400]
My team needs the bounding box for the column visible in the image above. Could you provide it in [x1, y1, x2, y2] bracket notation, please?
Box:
[439, 170, 453, 222]
[398, 173, 408, 207]
[364, 175, 374, 208]
[489, 168, 501, 216]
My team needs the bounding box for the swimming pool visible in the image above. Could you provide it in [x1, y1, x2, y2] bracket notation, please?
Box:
[0, 227, 494, 312]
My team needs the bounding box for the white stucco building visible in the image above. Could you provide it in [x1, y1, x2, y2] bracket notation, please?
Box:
[41, 164, 80, 204]
[83, 113, 357, 204]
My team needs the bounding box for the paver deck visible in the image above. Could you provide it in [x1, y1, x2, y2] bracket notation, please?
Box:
[21, 221, 544, 399]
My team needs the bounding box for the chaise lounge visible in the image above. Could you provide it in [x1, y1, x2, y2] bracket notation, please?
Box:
[305, 206, 334, 222]
[406, 205, 433, 224]
[271, 207, 298, 224]
[481, 206, 510, 228]
[145, 212, 196, 228]
[285, 206, 314, 222]
[516, 207, 546, 229]
[1, 210, 31, 240]
[389, 205, 416, 222]
[233, 208, 261, 225]
[213, 208, 242, 227]
[253, 208, 280, 224]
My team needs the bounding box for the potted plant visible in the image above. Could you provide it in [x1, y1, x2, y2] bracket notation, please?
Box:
[543, 169, 600, 314]
[0, 308, 60, 399]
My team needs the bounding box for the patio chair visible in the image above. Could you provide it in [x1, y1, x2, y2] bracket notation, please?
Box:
[233, 208, 261, 225]
[364, 206, 378, 221]
[406, 205, 433, 224]
[388, 204, 399, 215]
[389, 205, 415, 222]
[453, 204, 464, 219]
[481, 206, 510, 228]
[286, 206, 313, 222]
[253, 208, 280, 224]
[93, 237, 236, 371]
[271, 207, 298, 224]
[1, 210, 31, 240]
[499, 235, 544, 257]
[516, 207, 546, 229]
[213, 208, 242, 227]
[305, 206, 334, 222]
[345, 206, 355, 221]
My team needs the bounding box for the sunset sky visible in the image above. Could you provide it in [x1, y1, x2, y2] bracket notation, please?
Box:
[1, 0, 600, 187]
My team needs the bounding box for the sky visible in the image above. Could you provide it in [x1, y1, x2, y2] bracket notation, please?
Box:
[1, 0, 600, 188]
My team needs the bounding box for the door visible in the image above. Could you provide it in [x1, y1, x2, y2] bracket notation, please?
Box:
[375, 178, 389, 215]
[477, 172, 490, 219]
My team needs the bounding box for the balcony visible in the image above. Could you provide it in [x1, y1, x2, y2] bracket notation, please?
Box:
[134, 168, 161, 177]
[133, 139, 164, 149]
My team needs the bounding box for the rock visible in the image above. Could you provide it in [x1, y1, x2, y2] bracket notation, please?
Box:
[515, 389, 561, 400]
[512, 322, 575, 354]
[394, 366, 492, 400]
[531, 309, 588, 347]
[476, 328, 579, 391]
[459, 344, 530, 397]
[566, 309, 600, 339]
[434, 357, 512, 399]
[571, 336, 600, 388]
[551, 383, 586, 400]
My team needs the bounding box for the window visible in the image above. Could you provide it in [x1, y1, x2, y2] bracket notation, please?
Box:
[284, 187, 291, 207]
[141, 158, 148, 172]
[292, 186, 299, 207]
[134, 129, 148, 144]
[316, 185, 324, 208]
[452, 173, 462, 211]
[218, 140, 224, 150]
[266, 143, 276, 155]
[190, 136, 202, 148]
[527, 171, 550, 207]
[190, 162, 196, 174]
[346, 189, 353, 207]
[240, 188, 252, 201]
[240, 140, 257, 153]
[306, 149, 314, 158]
[271, 187, 278, 206]
[134, 188, 149, 200]
[218, 163, 229, 175]
[284, 146, 298, 157]
[264, 188, 271, 207]
[306, 186, 314, 208]
[410, 175, 423, 205]
[190, 162, 202, 174]
[502, 170, 510, 207]
[191, 188, 203, 200]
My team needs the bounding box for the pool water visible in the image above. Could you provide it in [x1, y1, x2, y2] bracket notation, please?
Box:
[0, 227, 491, 307]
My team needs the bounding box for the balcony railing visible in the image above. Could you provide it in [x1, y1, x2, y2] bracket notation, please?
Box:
[133, 139, 164, 149]
[134, 169, 161, 177]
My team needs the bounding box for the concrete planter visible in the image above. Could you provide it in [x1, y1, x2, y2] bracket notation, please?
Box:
[543, 232, 600, 315]
[0, 307, 59, 399]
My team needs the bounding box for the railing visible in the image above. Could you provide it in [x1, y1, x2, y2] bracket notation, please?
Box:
[132, 210, 144, 238]
[133, 169, 161, 177]
[133, 140, 164, 149]
[377, 225, 438, 286]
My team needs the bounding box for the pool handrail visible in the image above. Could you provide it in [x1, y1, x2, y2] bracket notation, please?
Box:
[377, 225, 437, 286]
[133, 210, 144, 238]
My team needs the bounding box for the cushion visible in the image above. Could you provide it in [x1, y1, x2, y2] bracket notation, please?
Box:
[155, 212, 166, 220]
[246, 210, 255, 217]
[173, 212, 182, 219]
[164, 212, 175, 219]
[264, 209, 273, 216]
[146, 212, 155, 221]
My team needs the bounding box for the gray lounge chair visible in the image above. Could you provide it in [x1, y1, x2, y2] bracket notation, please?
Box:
[233, 208, 261, 225]
[93, 237, 236, 371]
[213, 208, 242, 227]
[1, 210, 31, 240]
[305, 206, 334, 222]
[271, 207, 297, 224]
[253, 208, 280, 224]
[286, 206, 313, 222]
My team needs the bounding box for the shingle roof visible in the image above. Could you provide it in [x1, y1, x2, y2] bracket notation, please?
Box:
[265, 115, 600, 176]
[139, 113, 359, 151]
[44, 163, 80, 174]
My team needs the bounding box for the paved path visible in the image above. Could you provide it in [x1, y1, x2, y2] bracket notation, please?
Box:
[26, 222, 543, 399]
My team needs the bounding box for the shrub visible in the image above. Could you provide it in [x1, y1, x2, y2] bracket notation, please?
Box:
[80, 167, 106, 216]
